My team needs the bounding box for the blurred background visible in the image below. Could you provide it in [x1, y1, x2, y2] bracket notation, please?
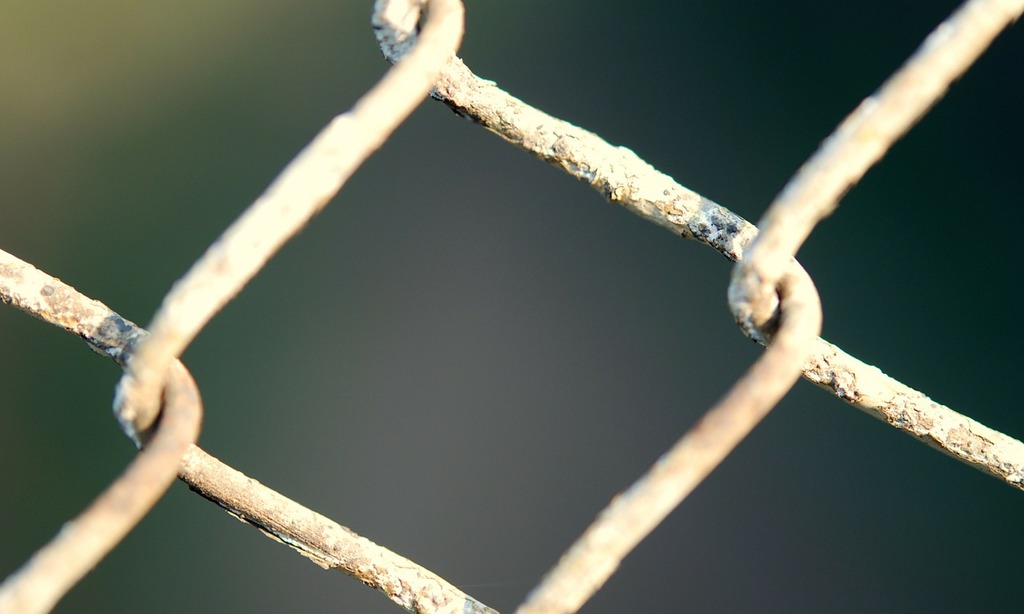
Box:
[1, 1, 1022, 611]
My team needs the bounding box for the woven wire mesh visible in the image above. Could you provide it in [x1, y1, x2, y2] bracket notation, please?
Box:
[2, 1, 1022, 611]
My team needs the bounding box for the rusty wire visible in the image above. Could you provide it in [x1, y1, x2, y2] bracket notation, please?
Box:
[377, 0, 1024, 492]
[525, 0, 1024, 607]
[114, 0, 465, 446]
[0, 349, 201, 614]
[514, 268, 823, 614]
[3, 0, 471, 611]
[0, 247, 203, 614]
[374, 0, 1024, 610]
[0, 248, 497, 614]
[2, 0, 1024, 612]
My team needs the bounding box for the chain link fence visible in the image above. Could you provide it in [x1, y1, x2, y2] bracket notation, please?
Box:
[2, 1, 1022, 611]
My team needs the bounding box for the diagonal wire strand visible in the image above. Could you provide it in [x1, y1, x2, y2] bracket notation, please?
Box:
[516, 267, 823, 614]
[113, 0, 466, 446]
[730, 0, 1024, 339]
[4, 1, 471, 611]
[376, 0, 1024, 493]
[0, 247, 497, 614]
[1, 1, 1021, 613]
[0, 253, 202, 613]
[376, 0, 1024, 611]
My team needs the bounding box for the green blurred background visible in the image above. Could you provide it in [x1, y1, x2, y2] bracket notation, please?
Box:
[2, 1, 1022, 611]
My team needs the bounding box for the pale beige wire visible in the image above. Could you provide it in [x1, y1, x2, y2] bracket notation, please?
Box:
[0, 250, 202, 614]
[0, 246, 497, 613]
[376, 0, 1024, 492]
[114, 0, 466, 446]
[3, 0, 471, 611]
[525, 1, 1024, 610]
[375, 0, 1024, 611]
[1, 0, 1022, 612]
[516, 268, 822, 614]
[730, 0, 1024, 338]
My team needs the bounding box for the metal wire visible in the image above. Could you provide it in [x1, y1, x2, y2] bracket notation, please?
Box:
[377, 0, 1024, 492]
[2, 0, 1023, 612]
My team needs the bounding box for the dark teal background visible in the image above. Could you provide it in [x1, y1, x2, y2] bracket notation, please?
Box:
[2, 1, 1022, 611]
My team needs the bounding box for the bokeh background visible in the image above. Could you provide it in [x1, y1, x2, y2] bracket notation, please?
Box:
[2, 1, 1022, 612]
